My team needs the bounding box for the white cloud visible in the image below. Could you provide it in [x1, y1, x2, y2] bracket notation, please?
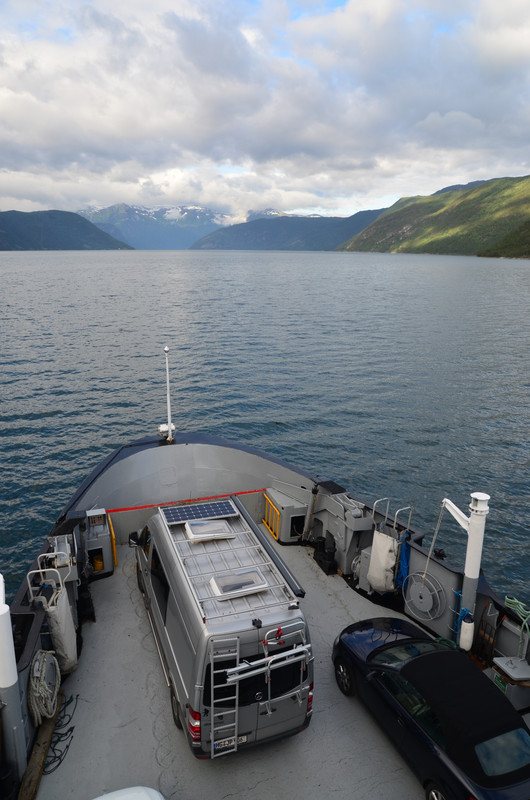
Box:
[0, 0, 529, 215]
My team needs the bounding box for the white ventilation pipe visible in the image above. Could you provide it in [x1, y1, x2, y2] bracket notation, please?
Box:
[442, 492, 490, 649]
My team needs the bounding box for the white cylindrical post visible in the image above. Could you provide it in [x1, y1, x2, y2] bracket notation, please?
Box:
[460, 492, 490, 636]
[441, 493, 490, 649]
[463, 492, 490, 584]
[164, 345, 173, 442]
[0, 574, 28, 782]
[0, 588, 18, 689]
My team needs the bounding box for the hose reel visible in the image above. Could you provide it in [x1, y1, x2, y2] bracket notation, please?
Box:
[402, 571, 447, 621]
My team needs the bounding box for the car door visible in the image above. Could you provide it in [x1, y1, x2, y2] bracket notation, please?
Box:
[363, 669, 444, 780]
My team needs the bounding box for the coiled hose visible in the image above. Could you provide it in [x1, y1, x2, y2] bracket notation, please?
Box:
[505, 596, 530, 660]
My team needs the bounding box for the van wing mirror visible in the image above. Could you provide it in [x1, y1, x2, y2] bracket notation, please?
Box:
[129, 531, 139, 547]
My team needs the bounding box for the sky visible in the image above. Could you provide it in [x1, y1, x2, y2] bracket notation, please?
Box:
[1, 0, 530, 220]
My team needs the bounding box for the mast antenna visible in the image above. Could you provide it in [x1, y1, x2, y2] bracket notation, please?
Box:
[158, 345, 175, 441]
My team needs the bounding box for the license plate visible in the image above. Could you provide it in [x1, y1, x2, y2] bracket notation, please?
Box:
[214, 734, 247, 750]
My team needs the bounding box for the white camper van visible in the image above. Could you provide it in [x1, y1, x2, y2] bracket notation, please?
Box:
[129, 497, 314, 758]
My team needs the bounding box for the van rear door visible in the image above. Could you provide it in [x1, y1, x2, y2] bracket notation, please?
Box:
[255, 648, 313, 740]
[205, 626, 312, 756]
[223, 623, 313, 745]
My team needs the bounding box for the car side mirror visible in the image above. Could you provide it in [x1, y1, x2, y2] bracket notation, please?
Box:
[129, 531, 139, 547]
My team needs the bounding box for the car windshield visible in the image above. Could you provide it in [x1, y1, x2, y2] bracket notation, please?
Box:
[475, 728, 530, 777]
[369, 639, 450, 667]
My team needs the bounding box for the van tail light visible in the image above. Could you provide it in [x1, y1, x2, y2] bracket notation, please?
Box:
[187, 706, 201, 741]
[307, 682, 314, 714]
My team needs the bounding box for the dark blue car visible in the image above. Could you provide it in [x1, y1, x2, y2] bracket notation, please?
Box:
[332, 617, 530, 800]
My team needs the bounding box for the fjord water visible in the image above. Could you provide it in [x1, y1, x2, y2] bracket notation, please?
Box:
[1, 250, 529, 607]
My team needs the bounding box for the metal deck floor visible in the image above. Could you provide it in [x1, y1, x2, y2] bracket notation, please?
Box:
[36, 543, 422, 800]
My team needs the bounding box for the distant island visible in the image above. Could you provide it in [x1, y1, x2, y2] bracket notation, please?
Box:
[1, 174, 529, 257]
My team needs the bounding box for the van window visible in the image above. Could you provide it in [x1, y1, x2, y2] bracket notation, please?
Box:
[203, 650, 308, 707]
[150, 545, 170, 622]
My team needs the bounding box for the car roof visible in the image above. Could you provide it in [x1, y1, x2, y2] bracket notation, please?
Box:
[402, 649, 530, 786]
[401, 648, 522, 744]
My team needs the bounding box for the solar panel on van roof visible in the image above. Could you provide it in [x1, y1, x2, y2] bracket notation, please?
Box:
[162, 500, 237, 525]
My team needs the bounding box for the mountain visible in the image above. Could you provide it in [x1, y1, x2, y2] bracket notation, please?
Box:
[189, 209, 385, 250]
[78, 204, 235, 250]
[340, 175, 530, 257]
[246, 208, 287, 222]
[433, 180, 487, 195]
[0, 210, 132, 251]
[5, 175, 528, 255]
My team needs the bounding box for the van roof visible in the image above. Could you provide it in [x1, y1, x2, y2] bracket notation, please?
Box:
[159, 499, 300, 622]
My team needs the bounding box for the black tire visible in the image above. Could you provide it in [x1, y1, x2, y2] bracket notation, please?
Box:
[425, 782, 449, 800]
[170, 686, 183, 729]
[334, 657, 356, 696]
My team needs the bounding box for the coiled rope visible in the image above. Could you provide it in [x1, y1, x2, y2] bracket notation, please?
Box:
[28, 649, 61, 727]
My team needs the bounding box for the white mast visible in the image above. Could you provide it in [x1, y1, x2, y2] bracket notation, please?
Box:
[158, 345, 175, 441]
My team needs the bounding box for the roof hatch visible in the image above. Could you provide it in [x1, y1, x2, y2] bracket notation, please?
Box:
[210, 568, 268, 600]
[184, 518, 235, 542]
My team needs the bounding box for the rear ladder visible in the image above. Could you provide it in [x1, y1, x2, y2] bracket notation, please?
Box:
[209, 636, 240, 758]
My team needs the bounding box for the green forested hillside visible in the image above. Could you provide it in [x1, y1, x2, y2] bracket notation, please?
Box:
[0, 210, 132, 250]
[340, 176, 530, 257]
[479, 218, 530, 258]
[190, 209, 384, 250]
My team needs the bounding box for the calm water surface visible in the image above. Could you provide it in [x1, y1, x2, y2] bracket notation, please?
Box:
[1, 250, 529, 606]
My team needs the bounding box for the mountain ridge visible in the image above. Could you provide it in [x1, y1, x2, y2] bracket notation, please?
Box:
[340, 175, 530, 257]
[78, 203, 237, 250]
[0, 210, 131, 251]
[3, 174, 529, 255]
[189, 209, 385, 251]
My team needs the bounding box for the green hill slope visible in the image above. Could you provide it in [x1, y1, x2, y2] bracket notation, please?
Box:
[479, 218, 530, 258]
[340, 176, 530, 257]
[0, 210, 132, 250]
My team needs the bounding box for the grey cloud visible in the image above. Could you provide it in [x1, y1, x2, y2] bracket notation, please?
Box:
[0, 0, 529, 214]
[163, 8, 257, 79]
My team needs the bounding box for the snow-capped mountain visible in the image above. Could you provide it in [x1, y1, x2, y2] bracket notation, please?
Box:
[77, 203, 243, 250]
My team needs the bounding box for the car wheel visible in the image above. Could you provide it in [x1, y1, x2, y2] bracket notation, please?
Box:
[170, 686, 183, 729]
[424, 782, 449, 800]
[334, 657, 355, 696]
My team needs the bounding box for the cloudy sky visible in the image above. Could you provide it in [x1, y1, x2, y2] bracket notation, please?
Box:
[1, 0, 530, 219]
